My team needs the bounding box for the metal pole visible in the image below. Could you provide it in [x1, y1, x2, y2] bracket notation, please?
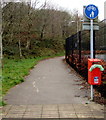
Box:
[90, 19, 94, 100]
[77, 11, 79, 42]
[90, 19, 93, 59]
[93, 31, 95, 58]
[91, 84, 93, 100]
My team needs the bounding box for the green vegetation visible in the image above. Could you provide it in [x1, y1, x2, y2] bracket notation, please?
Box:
[2, 2, 79, 59]
[0, 101, 6, 106]
[3, 58, 36, 94]
[1, 1, 79, 106]
[2, 52, 64, 95]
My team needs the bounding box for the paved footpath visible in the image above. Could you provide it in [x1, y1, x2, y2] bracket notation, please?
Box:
[2, 56, 104, 119]
[1, 103, 104, 119]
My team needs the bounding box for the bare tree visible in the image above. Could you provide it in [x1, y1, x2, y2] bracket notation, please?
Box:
[0, 1, 2, 60]
[2, 0, 80, 57]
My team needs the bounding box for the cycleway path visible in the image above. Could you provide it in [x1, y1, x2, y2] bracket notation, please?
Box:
[2, 56, 104, 119]
[4, 56, 89, 104]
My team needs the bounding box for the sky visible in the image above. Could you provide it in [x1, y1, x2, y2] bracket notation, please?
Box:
[38, 0, 106, 20]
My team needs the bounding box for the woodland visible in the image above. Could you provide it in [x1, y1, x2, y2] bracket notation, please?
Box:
[2, 1, 81, 58]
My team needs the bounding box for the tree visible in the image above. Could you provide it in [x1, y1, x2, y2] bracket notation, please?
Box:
[2, 1, 80, 58]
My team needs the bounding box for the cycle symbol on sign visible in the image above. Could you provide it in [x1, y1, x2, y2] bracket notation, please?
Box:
[85, 4, 99, 19]
[87, 6, 96, 11]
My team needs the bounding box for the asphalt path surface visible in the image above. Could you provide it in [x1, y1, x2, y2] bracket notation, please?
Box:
[4, 56, 89, 105]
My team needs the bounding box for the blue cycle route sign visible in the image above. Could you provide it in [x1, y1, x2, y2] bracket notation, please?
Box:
[85, 4, 99, 19]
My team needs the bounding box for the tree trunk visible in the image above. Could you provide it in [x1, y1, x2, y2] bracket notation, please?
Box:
[40, 24, 45, 40]
[18, 38, 22, 58]
[26, 38, 30, 49]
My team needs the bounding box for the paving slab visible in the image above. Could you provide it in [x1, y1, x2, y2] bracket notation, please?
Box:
[2, 105, 12, 113]
[58, 104, 74, 111]
[59, 111, 77, 118]
[26, 105, 42, 112]
[42, 111, 58, 114]
[5, 113, 23, 118]
[43, 105, 58, 111]
[23, 111, 42, 118]
[2, 104, 104, 119]
[41, 114, 59, 118]
[88, 103, 104, 112]
[77, 113, 94, 118]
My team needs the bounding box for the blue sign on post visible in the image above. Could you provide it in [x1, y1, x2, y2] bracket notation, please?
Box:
[84, 4, 99, 101]
[85, 4, 99, 19]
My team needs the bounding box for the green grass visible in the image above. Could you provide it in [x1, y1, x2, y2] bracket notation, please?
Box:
[1, 52, 64, 106]
[2, 58, 37, 94]
[0, 101, 6, 106]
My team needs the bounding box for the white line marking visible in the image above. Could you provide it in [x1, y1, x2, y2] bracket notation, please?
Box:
[36, 88, 39, 93]
[33, 81, 36, 88]
[43, 76, 46, 79]
[33, 81, 39, 93]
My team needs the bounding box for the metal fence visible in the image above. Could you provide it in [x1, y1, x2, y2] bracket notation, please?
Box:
[65, 19, 106, 81]
[95, 19, 106, 60]
[66, 19, 106, 60]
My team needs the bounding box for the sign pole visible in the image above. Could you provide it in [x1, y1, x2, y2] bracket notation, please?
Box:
[90, 19, 94, 100]
[90, 19, 94, 59]
[84, 4, 99, 101]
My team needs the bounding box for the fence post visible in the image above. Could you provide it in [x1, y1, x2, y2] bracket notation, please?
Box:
[72, 35, 74, 63]
[79, 31, 81, 64]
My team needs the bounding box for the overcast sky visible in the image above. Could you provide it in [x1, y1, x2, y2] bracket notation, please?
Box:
[39, 0, 106, 20]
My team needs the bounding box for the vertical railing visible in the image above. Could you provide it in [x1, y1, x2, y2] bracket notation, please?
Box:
[65, 19, 106, 66]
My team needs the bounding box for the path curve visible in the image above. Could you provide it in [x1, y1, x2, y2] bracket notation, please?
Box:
[4, 56, 89, 105]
